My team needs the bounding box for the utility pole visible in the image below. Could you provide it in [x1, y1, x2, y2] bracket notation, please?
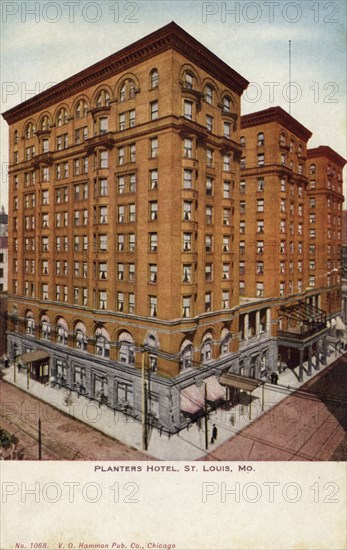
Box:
[141, 349, 148, 451]
[204, 383, 208, 451]
[38, 418, 42, 460]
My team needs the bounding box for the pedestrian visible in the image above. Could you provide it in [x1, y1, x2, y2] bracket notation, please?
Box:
[212, 424, 218, 442]
[274, 372, 278, 385]
[270, 372, 275, 384]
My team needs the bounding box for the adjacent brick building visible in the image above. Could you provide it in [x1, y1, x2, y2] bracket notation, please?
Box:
[2, 23, 345, 434]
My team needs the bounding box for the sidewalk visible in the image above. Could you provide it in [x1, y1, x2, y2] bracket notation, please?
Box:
[1, 342, 346, 460]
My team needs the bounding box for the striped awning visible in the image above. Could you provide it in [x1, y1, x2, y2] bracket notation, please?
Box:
[180, 385, 205, 415]
[205, 376, 225, 402]
[336, 316, 346, 331]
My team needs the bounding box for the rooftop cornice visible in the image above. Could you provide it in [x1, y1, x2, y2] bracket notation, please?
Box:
[307, 146, 347, 167]
[2, 22, 249, 125]
[241, 106, 312, 142]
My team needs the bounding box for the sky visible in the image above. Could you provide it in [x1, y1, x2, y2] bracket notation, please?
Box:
[1, 0, 346, 208]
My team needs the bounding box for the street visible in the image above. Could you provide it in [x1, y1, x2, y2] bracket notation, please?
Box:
[0, 379, 152, 460]
[202, 354, 347, 461]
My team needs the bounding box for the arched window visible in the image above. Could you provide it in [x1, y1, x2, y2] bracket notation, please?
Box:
[25, 122, 35, 139]
[119, 79, 136, 102]
[96, 90, 110, 108]
[240, 136, 246, 147]
[204, 84, 213, 105]
[310, 164, 316, 175]
[118, 331, 135, 365]
[183, 71, 194, 90]
[257, 132, 264, 146]
[75, 100, 87, 119]
[26, 311, 35, 335]
[289, 139, 295, 153]
[40, 315, 50, 341]
[40, 115, 50, 131]
[74, 321, 87, 350]
[180, 341, 194, 372]
[223, 96, 231, 113]
[220, 329, 232, 355]
[57, 108, 68, 127]
[280, 133, 286, 146]
[95, 327, 110, 357]
[150, 68, 159, 89]
[14, 130, 18, 144]
[202, 332, 213, 363]
[56, 317, 68, 345]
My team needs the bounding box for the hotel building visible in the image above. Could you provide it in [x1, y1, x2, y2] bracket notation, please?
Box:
[2, 23, 345, 433]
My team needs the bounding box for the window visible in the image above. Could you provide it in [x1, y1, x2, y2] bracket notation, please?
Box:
[279, 283, 285, 297]
[184, 170, 193, 189]
[256, 282, 264, 297]
[257, 199, 264, 212]
[99, 290, 107, 310]
[223, 96, 231, 113]
[223, 155, 231, 171]
[223, 181, 230, 198]
[239, 221, 245, 234]
[183, 100, 193, 120]
[182, 297, 191, 318]
[206, 206, 213, 224]
[257, 241, 264, 254]
[240, 136, 246, 147]
[205, 292, 212, 312]
[149, 201, 158, 220]
[149, 233, 158, 252]
[150, 101, 158, 120]
[222, 264, 230, 280]
[240, 157, 246, 169]
[184, 138, 193, 158]
[183, 201, 192, 221]
[149, 296, 157, 317]
[206, 177, 213, 196]
[129, 204, 136, 222]
[258, 132, 264, 146]
[310, 198, 316, 209]
[281, 153, 286, 165]
[240, 180, 246, 194]
[118, 147, 124, 165]
[240, 201, 245, 214]
[184, 72, 193, 89]
[118, 234, 125, 251]
[206, 115, 213, 132]
[117, 292, 124, 312]
[42, 284, 48, 300]
[223, 209, 230, 226]
[150, 68, 159, 89]
[96, 90, 110, 107]
[257, 220, 264, 233]
[206, 148, 213, 167]
[257, 261, 264, 274]
[239, 261, 245, 275]
[57, 108, 68, 127]
[204, 85, 213, 104]
[149, 264, 157, 283]
[223, 236, 230, 252]
[223, 122, 231, 138]
[222, 290, 229, 309]
[129, 234, 136, 252]
[99, 234, 107, 251]
[184, 233, 192, 252]
[182, 264, 192, 283]
[258, 153, 264, 166]
[99, 263, 107, 280]
[150, 138, 158, 158]
[205, 235, 213, 253]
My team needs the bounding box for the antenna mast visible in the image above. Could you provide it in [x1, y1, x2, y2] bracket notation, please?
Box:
[289, 40, 292, 115]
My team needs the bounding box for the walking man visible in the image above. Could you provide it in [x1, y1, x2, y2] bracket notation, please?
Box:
[211, 424, 218, 444]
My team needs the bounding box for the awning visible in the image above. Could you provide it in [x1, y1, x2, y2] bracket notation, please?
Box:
[180, 385, 205, 415]
[205, 376, 225, 402]
[336, 316, 346, 331]
[18, 350, 50, 365]
[220, 372, 260, 393]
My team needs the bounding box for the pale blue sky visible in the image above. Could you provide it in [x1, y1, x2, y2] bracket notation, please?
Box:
[1, 0, 346, 206]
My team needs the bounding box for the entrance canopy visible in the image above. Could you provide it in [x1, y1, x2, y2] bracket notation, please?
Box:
[18, 350, 50, 365]
[220, 372, 261, 393]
